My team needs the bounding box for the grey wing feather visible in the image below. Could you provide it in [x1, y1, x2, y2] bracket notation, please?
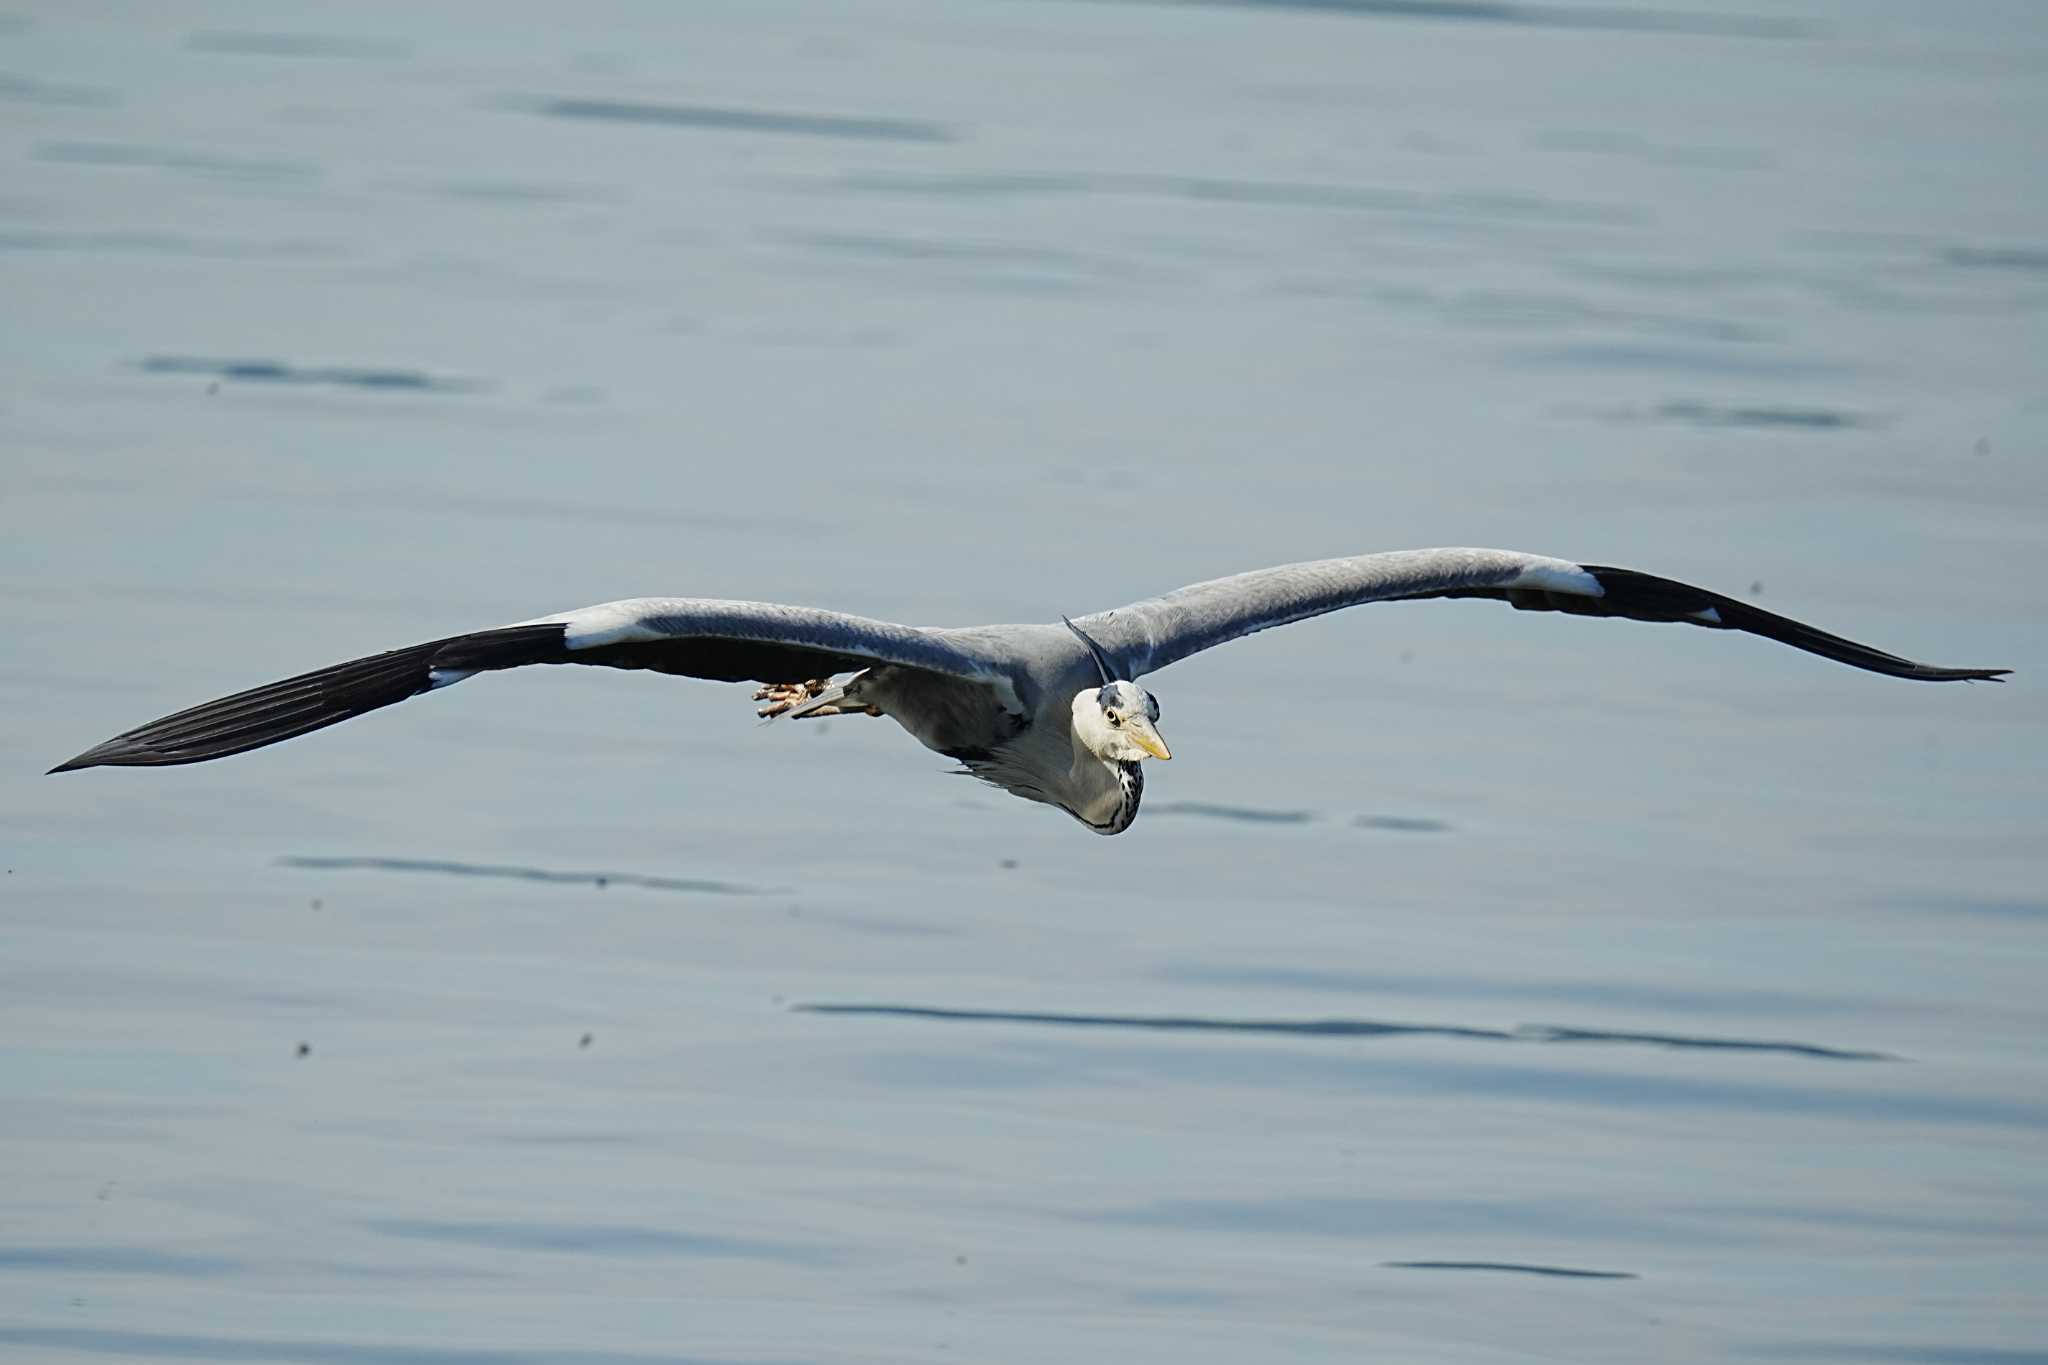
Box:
[1070, 547, 2008, 683]
[537, 597, 1008, 682]
[51, 597, 1008, 773]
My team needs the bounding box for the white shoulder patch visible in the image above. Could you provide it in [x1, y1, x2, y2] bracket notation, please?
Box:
[427, 667, 475, 690]
[1508, 558, 1603, 598]
[518, 600, 669, 651]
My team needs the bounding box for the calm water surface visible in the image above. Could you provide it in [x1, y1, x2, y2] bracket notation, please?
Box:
[3, 2, 2045, 1362]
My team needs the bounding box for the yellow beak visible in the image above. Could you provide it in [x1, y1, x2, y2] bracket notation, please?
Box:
[1127, 715, 1171, 761]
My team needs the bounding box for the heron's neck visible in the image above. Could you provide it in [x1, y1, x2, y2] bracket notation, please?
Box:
[1103, 759, 1143, 834]
[1066, 736, 1143, 835]
[1069, 754, 1142, 835]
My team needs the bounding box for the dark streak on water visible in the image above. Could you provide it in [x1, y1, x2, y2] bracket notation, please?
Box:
[35, 141, 314, 183]
[0, 1246, 240, 1277]
[0, 232, 332, 259]
[0, 1326, 791, 1365]
[1077, 801, 1447, 828]
[1645, 401, 1873, 431]
[795, 1004, 1895, 1060]
[368, 1219, 837, 1266]
[1528, 128, 1771, 170]
[185, 30, 410, 59]
[278, 856, 762, 896]
[1530, 342, 1844, 380]
[1160, 962, 1888, 1019]
[1147, 801, 1317, 824]
[1103, 0, 1810, 39]
[779, 231, 1121, 276]
[1515, 1025, 1896, 1060]
[1383, 1259, 1638, 1279]
[1687, 1202, 2048, 1240]
[140, 356, 485, 393]
[0, 71, 115, 106]
[836, 170, 1640, 226]
[426, 178, 620, 206]
[1887, 895, 2048, 921]
[1355, 814, 1452, 832]
[1940, 245, 2048, 273]
[1086, 1193, 1744, 1245]
[515, 97, 951, 144]
[1744, 1347, 2048, 1365]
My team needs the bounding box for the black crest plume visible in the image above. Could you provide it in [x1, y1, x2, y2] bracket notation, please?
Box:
[1061, 616, 1115, 685]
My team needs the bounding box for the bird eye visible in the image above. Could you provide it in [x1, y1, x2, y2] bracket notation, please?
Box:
[1108, 715, 1122, 727]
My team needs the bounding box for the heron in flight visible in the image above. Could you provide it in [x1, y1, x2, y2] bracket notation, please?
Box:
[50, 548, 2005, 835]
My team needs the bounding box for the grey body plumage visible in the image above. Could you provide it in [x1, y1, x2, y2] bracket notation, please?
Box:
[49, 548, 2007, 835]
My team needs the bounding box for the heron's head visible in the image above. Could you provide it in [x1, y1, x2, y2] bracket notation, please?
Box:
[1071, 680, 1170, 763]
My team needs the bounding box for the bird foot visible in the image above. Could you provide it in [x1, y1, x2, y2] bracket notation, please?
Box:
[754, 679, 826, 717]
[753, 679, 880, 719]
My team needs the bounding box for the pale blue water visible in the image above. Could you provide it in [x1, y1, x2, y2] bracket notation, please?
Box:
[3, 2, 2045, 1361]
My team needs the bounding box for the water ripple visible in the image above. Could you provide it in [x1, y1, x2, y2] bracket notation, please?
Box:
[0, 232, 333, 259]
[279, 856, 764, 896]
[0, 1326, 776, 1365]
[513, 96, 950, 144]
[0, 1246, 239, 1277]
[35, 141, 315, 183]
[834, 169, 1640, 226]
[795, 1004, 1894, 1060]
[139, 356, 485, 393]
[1097, 0, 1811, 40]
[1159, 962, 1886, 1018]
[0, 71, 115, 106]
[185, 30, 409, 59]
[1383, 1259, 1637, 1279]
[368, 1219, 836, 1266]
[1582, 400, 1878, 431]
[1354, 814, 1452, 833]
[1745, 1346, 2048, 1365]
[1147, 801, 1316, 824]
[1941, 245, 2048, 273]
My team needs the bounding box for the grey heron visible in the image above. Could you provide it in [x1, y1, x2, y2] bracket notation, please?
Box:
[49, 548, 2006, 835]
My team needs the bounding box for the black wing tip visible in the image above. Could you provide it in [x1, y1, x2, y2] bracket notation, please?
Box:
[1891, 666, 2010, 684]
[49, 737, 194, 773]
[1580, 566, 2010, 685]
[44, 623, 572, 777]
[48, 738, 142, 773]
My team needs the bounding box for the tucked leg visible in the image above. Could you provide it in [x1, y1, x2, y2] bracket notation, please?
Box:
[754, 678, 881, 719]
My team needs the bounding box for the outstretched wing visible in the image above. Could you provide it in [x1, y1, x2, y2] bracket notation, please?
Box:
[1069, 547, 2008, 683]
[50, 598, 1007, 773]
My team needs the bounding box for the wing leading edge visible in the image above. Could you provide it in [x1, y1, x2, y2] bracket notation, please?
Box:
[1072, 548, 2008, 683]
[49, 597, 1003, 773]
